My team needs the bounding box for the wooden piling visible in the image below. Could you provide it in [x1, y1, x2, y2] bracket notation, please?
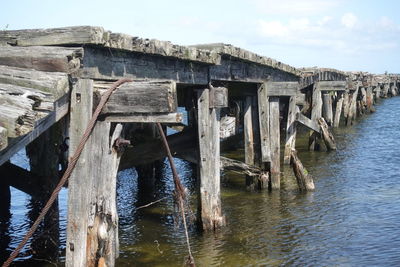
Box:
[291, 150, 315, 191]
[322, 92, 333, 126]
[284, 96, 297, 164]
[333, 92, 344, 127]
[309, 83, 322, 151]
[269, 97, 280, 190]
[196, 88, 225, 231]
[244, 96, 257, 190]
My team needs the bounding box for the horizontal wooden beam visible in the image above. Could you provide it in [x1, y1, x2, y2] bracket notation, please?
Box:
[0, 94, 69, 166]
[317, 81, 347, 91]
[97, 80, 178, 114]
[296, 113, 320, 133]
[266, 81, 299, 96]
[0, 46, 83, 73]
[104, 112, 183, 123]
[0, 162, 43, 196]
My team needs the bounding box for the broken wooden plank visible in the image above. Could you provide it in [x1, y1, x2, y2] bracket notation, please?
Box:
[317, 81, 346, 91]
[291, 150, 315, 191]
[318, 117, 337, 150]
[258, 83, 271, 162]
[0, 46, 83, 73]
[0, 65, 69, 99]
[309, 83, 322, 150]
[104, 113, 183, 123]
[0, 93, 69, 166]
[296, 113, 320, 133]
[0, 26, 105, 46]
[96, 80, 177, 114]
[266, 81, 298, 96]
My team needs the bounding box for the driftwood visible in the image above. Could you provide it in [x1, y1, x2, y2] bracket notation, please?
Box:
[291, 150, 315, 191]
[317, 117, 337, 150]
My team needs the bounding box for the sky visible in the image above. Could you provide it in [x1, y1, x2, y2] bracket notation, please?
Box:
[1, 0, 399, 74]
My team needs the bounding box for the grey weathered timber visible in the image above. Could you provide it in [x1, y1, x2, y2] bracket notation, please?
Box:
[86, 122, 122, 267]
[244, 96, 256, 189]
[0, 126, 7, 150]
[296, 113, 320, 133]
[0, 46, 82, 73]
[258, 83, 271, 162]
[346, 87, 359, 126]
[333, 92, 344, 127]
[104, 113, 183, 123]
[0, 94, 69, 166]
[318, 118, 337, 150]
[291, 150, 315, 191]
[284, 96, 298, 164]
[197, 89, 225, 230]
[317, 81, 347, 91]
[0, 65, 69, 98]
[210, 86, 228, 108]
[0, 26, 105, 46]
[266, 81, 298, 96]
[79, 47, 210, 84]
[269, 97, 280, 190]
[66, 79, 93, 267]
[309, 83, 322, 150]
[322, 92, 333, 126]
[366, 87, 375, 112]
[220, 157, 263, 178]
[342, 91, 350, 121]
[99, 81, 178, 114]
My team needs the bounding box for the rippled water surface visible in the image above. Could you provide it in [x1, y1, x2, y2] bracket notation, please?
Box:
[2, 97, 400, 266]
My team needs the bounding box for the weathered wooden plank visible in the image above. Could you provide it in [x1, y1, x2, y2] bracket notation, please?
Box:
[266, 81, 298, 96]
[0, 26, 105, 46]
[0, 65, 69, 98]
[258, 83, 271, 162]
[322, 92, 333, 126]
[269, 97, 280, 189]
[66, 79, 93, 267]
[0, 126, 7, 151]
[296, 113, 320, 133]
[197, 88, 225, 230]
[79, 46, 210, 84]
[0, 46, 83, 73]
[333, 91, 344, 127]
[0, 93, 69, 166]
[284, 96, 298, 164]
[346, 87, 359, 126]
[317, 81, 346, 91]
[342, 91, 350, 121]
[98, 81, 177, 114]
[291, 150, 315, 191]
[244, 96, 256, 189]
[104, 113, 183, 123]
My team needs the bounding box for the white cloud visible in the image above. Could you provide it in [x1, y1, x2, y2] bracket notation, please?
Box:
[258, 20, 289, 37]
[251, 0, 342, 15]
[341, 13, 357, 29]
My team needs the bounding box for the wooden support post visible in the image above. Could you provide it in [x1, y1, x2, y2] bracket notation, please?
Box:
[196, 88, 225, 231]
[66, 79, 93, 267]
[366, 87, 375, 113]
[322, 92, 333, 126]
[284, 96, 297, 165]
[342, 91, 350, 123]
[333, 92, 344, 127]
[86, 121, 122, 267]
[318, 118, 337, 150]
[346, 88, 359, 126]
[269, 97, 280, 190]
[244, 96, 256, 190]
[309, 83, 322, 151]
[0, 178, 11, 264]
[374, 85, 381, 101]
[258, 83, 271, 162]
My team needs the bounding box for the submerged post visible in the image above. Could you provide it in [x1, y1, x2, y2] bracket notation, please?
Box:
[196, 88, 225, 230]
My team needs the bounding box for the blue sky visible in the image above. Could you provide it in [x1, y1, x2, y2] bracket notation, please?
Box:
[1, 0, 399, 74]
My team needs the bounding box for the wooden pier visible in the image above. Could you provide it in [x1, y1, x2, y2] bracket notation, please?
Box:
[0, 26, 399, 266]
